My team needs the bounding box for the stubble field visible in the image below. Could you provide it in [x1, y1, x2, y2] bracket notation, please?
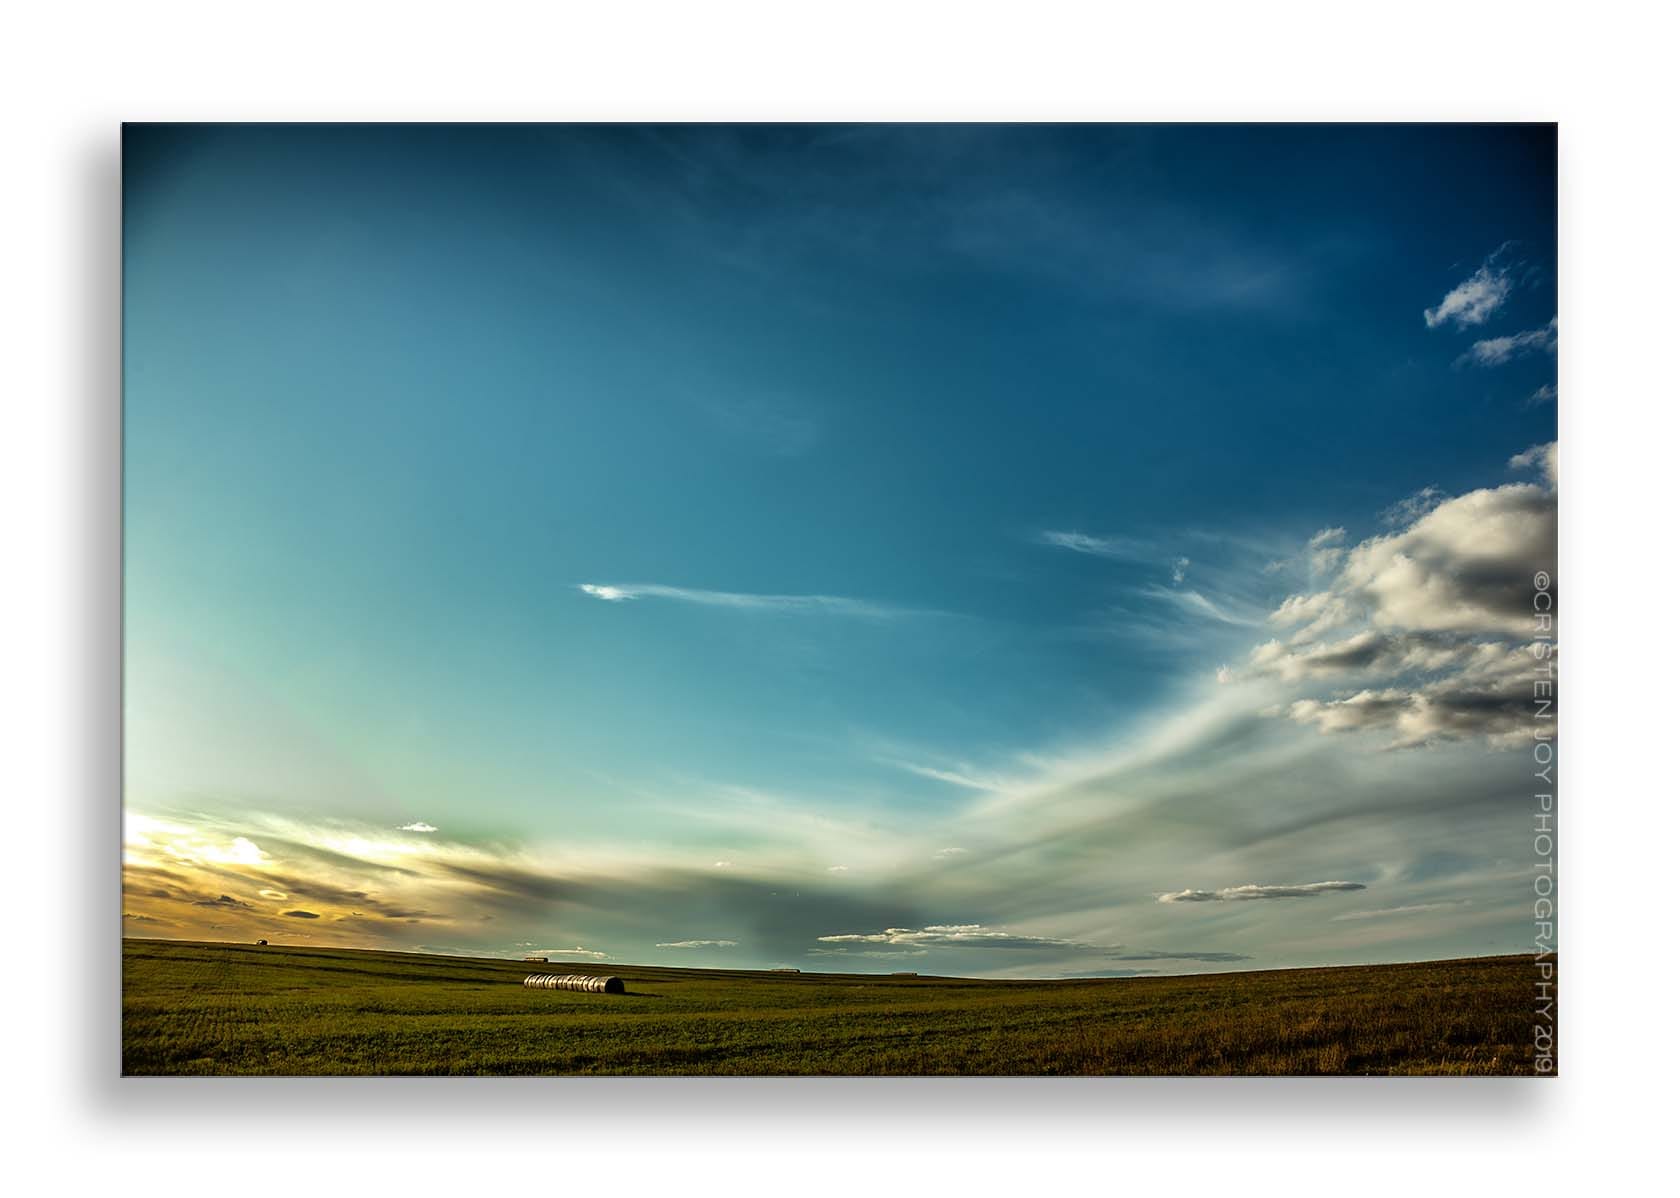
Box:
[122, 939, 1552, 1076]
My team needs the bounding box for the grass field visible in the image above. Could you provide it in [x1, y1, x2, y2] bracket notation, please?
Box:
[122, 939, 1553, 1076]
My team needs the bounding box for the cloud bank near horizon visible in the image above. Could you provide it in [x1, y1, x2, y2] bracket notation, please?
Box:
[126, 443, 1553, 977]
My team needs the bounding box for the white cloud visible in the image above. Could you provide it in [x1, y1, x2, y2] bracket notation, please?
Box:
[1424, 246, 1518, 329]
[816, 924, 1250, 963]
[1309, 546, 1345, 575]
[1141, 584, 1262, 626]
[1261, 527, 1348, 583]
[134, 824, 269, 867]
[399, 822, 438, 833]
[1039, 529, 1153, 560]
[1158, 881, 1366, 903]
[1460, 316, 1557, 367]
[1248, 630, 1498, 684]
[826, 865, 849, 873]
[1379, 486, 1445, 528]
[1508, 441, 1559, 485]
[122, 435, 1561, 974]
[894, 762, 1004, 792]
[1045, 534, 1237, 602]
[656, 939, 739, 949]
[1273, 465, 1556, 641]
[1528, 382, 1557, 405]
[1285, 655, 1542, 750]
[537, 946, 609, 960]
[220, 837, 265, 865]
[817, 924, 1090, 951]
[579, 582, 911, 618]
[1250, 449, 1556, 749]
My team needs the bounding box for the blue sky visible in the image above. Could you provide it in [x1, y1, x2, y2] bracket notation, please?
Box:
[122, 124, 1557, 975]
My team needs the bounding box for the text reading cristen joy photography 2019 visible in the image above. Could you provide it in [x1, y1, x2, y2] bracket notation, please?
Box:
[1532, 568, 1557, 1074]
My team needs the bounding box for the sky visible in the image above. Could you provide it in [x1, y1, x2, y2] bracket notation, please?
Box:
[122, 124, 1558, 977]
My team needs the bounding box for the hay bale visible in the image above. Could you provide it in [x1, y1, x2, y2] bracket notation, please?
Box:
[523, 973, 624, 994]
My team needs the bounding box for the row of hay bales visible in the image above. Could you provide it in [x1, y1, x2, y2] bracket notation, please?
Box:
[523, 972, 624, 994]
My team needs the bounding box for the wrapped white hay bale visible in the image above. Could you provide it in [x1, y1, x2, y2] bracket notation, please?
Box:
[523, 973, 625, 994]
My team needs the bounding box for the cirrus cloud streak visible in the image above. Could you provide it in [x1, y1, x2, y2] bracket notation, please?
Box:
[1158, 881, 1366, 903]
[579, 583, 917, 619]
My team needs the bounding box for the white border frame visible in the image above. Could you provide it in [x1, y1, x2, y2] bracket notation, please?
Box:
[9, 0, 1672, 1189]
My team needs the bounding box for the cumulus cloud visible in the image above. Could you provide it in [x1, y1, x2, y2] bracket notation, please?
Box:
[1248, 444, 1557, 748]
[1273, 460, 1556, 641]
[1424, 246, 1518, 329]
[222, 837, 265, 865]
[1508, 441, 1559, 485]
[656, 939, 739, 949]
[578, 582, 912, 618]
[399, 822, 438, 833]
[1248, 630, 1493, 684]
[1460, 316, 1557, 367]
[1158, 881, 1366, 903]
[1285, 654, 1540, 750]
[1272, 643, 1548, 749]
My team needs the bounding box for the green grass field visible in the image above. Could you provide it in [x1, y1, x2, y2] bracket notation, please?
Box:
[122, 939, 1553, 1076]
